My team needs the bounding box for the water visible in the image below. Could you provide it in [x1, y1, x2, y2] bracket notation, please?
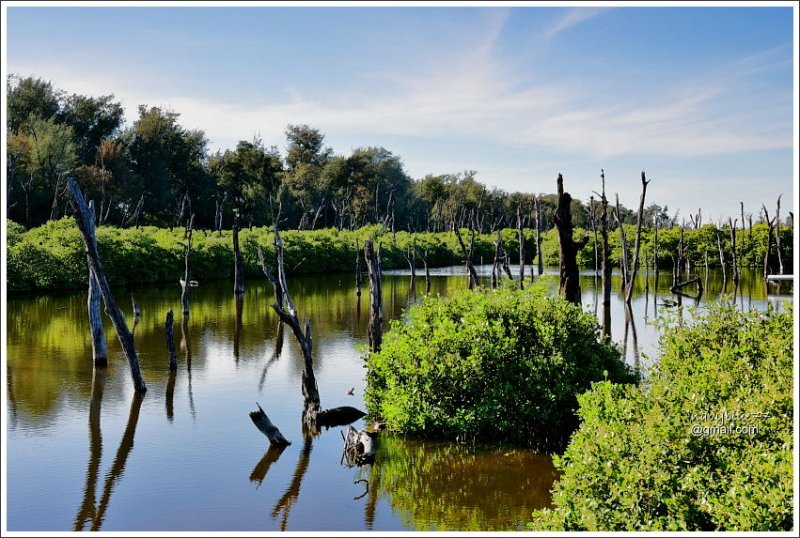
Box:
[4, 266, 790, 531]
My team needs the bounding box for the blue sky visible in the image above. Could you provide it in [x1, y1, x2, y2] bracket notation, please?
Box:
[4, 3, 797, 221]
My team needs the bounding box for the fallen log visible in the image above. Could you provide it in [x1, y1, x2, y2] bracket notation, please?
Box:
[249, 402, 291, 447]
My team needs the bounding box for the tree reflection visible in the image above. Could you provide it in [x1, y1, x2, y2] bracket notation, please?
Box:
[74, 380, 144, 532]
[271, 426, 314, 531]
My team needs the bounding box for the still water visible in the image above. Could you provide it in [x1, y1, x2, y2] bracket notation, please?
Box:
[4, 266, 789, 531]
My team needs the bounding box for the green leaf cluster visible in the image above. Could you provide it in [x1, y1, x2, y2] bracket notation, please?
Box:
[530, 303, 794, 531]
[364, 285, 637, 450]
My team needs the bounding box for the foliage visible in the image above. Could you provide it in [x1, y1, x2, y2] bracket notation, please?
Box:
[530, 304, 794, 531]
[364, 285, 638, 451]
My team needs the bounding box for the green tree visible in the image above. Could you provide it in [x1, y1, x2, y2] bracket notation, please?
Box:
[6, 75, 62, 132]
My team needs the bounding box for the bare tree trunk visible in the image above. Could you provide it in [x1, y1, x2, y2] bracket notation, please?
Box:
[250, 403, 291, 447]
[233, 216, 245, 294]
[599, 170, 611, 337]
[589, 196, 599, 278]
[775, 194, 784, 274]
[716, 226, 727, 281]
[614, 194, 630, 286]
[534, 195, 544, 277]
[67, 178, 146, 394]
[420, 248, 431, 294]
[364, 239, 383, 354]
[181, 214, 194, 317]
[554, 174, 589, 304]
[353, 240, 362, 297]
[86, 200, 108, 367]
[728, 217, 739, 282]
[517, 205, 525, 289]
[762, 205, 775, 279]
[165, 309, 177, 371]
[453, 214, 479, 289]
[624, 171, 650, 303]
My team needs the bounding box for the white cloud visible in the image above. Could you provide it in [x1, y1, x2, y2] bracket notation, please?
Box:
[541, 7, 608, 42]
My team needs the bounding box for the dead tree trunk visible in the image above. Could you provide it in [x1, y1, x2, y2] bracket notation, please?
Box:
[122, 195, 144, 229]
[355, 240, 362, 297]
[233, 216, 245, 294]
[613, 194, 630, 287]
[181, 214, 194, 317]
[86, 202, 108, 367]
[553, 174, 589, 304]
[716, 226, 727, 281]
[258, 231, 366, 431]
[598, 170, 611, 337]
[214, 192, 227, 235]
[453, 213, 480, 289]
[403, 243, 417, 288]
[419, 248, 431, 294]
[534, 195, 544, 277]
[67, 178, 146, 394]
[728, 217, 739, 282]
[775, 194, 784, 274]
[165, 309, 177, 371]
[589, 196, 599, 278]
[491, 232, 502, 289]
[364, 239, 383, 353]
[762, 204, 775, 278]
[624, 171, 650, 304]
[653, 216, 659, 273]
[516, 205, 525, 289]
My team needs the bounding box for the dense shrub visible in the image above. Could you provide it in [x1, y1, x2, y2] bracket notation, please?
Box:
[530, 304, 794, 531]
[364, 284, 638, 451]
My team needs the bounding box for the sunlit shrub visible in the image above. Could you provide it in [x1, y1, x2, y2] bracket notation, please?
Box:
[364, 284, 637, 450]
[530, 304, 793, 531]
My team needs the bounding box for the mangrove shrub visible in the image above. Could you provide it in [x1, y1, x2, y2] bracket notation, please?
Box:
[364, 285, 638, 451]
[530, 304, 794, 531]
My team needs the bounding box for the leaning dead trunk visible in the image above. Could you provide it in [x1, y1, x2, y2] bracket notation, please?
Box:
[67, 178, 146, 394]
[453, 214, 480, 289]
[86, 201, 108, 367]
[364, 239, 383, 353]
[553, 174, 589, 304]
[624, 171, 650, 304]
[775, 195, 784, 274]
[250, 402, 291, 447]
[233, 216, 245, 294]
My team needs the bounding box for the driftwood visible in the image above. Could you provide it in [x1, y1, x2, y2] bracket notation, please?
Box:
[364, 239, 383, 353]
[553, 174, 588, 304]
[68, 178, 146, 393]
[250, 402, 291, 447]
[165, 309, 177, 371]
[233, 216, 245, 294]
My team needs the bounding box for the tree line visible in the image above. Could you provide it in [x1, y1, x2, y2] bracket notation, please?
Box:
[8, 74, 679, 233]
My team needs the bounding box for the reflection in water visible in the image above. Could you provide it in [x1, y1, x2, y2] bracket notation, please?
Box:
[234, 294, 244, 363]
[249, 444, 288, 488]
[374, 435, 557, 531]
[74, 367, 107, 531]
[74, 386, 144, 531]
[7, 267, 791, 532]
[181, 315, 196, 421]
[271, 427, 314, 531]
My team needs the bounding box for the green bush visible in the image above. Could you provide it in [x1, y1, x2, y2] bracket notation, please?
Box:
[364, 284, 637, 450]
[530, 304, 794, 531]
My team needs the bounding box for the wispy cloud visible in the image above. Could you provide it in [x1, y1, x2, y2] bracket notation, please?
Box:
[541, 7, 608, 42]
[9, 14, 791, 165]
